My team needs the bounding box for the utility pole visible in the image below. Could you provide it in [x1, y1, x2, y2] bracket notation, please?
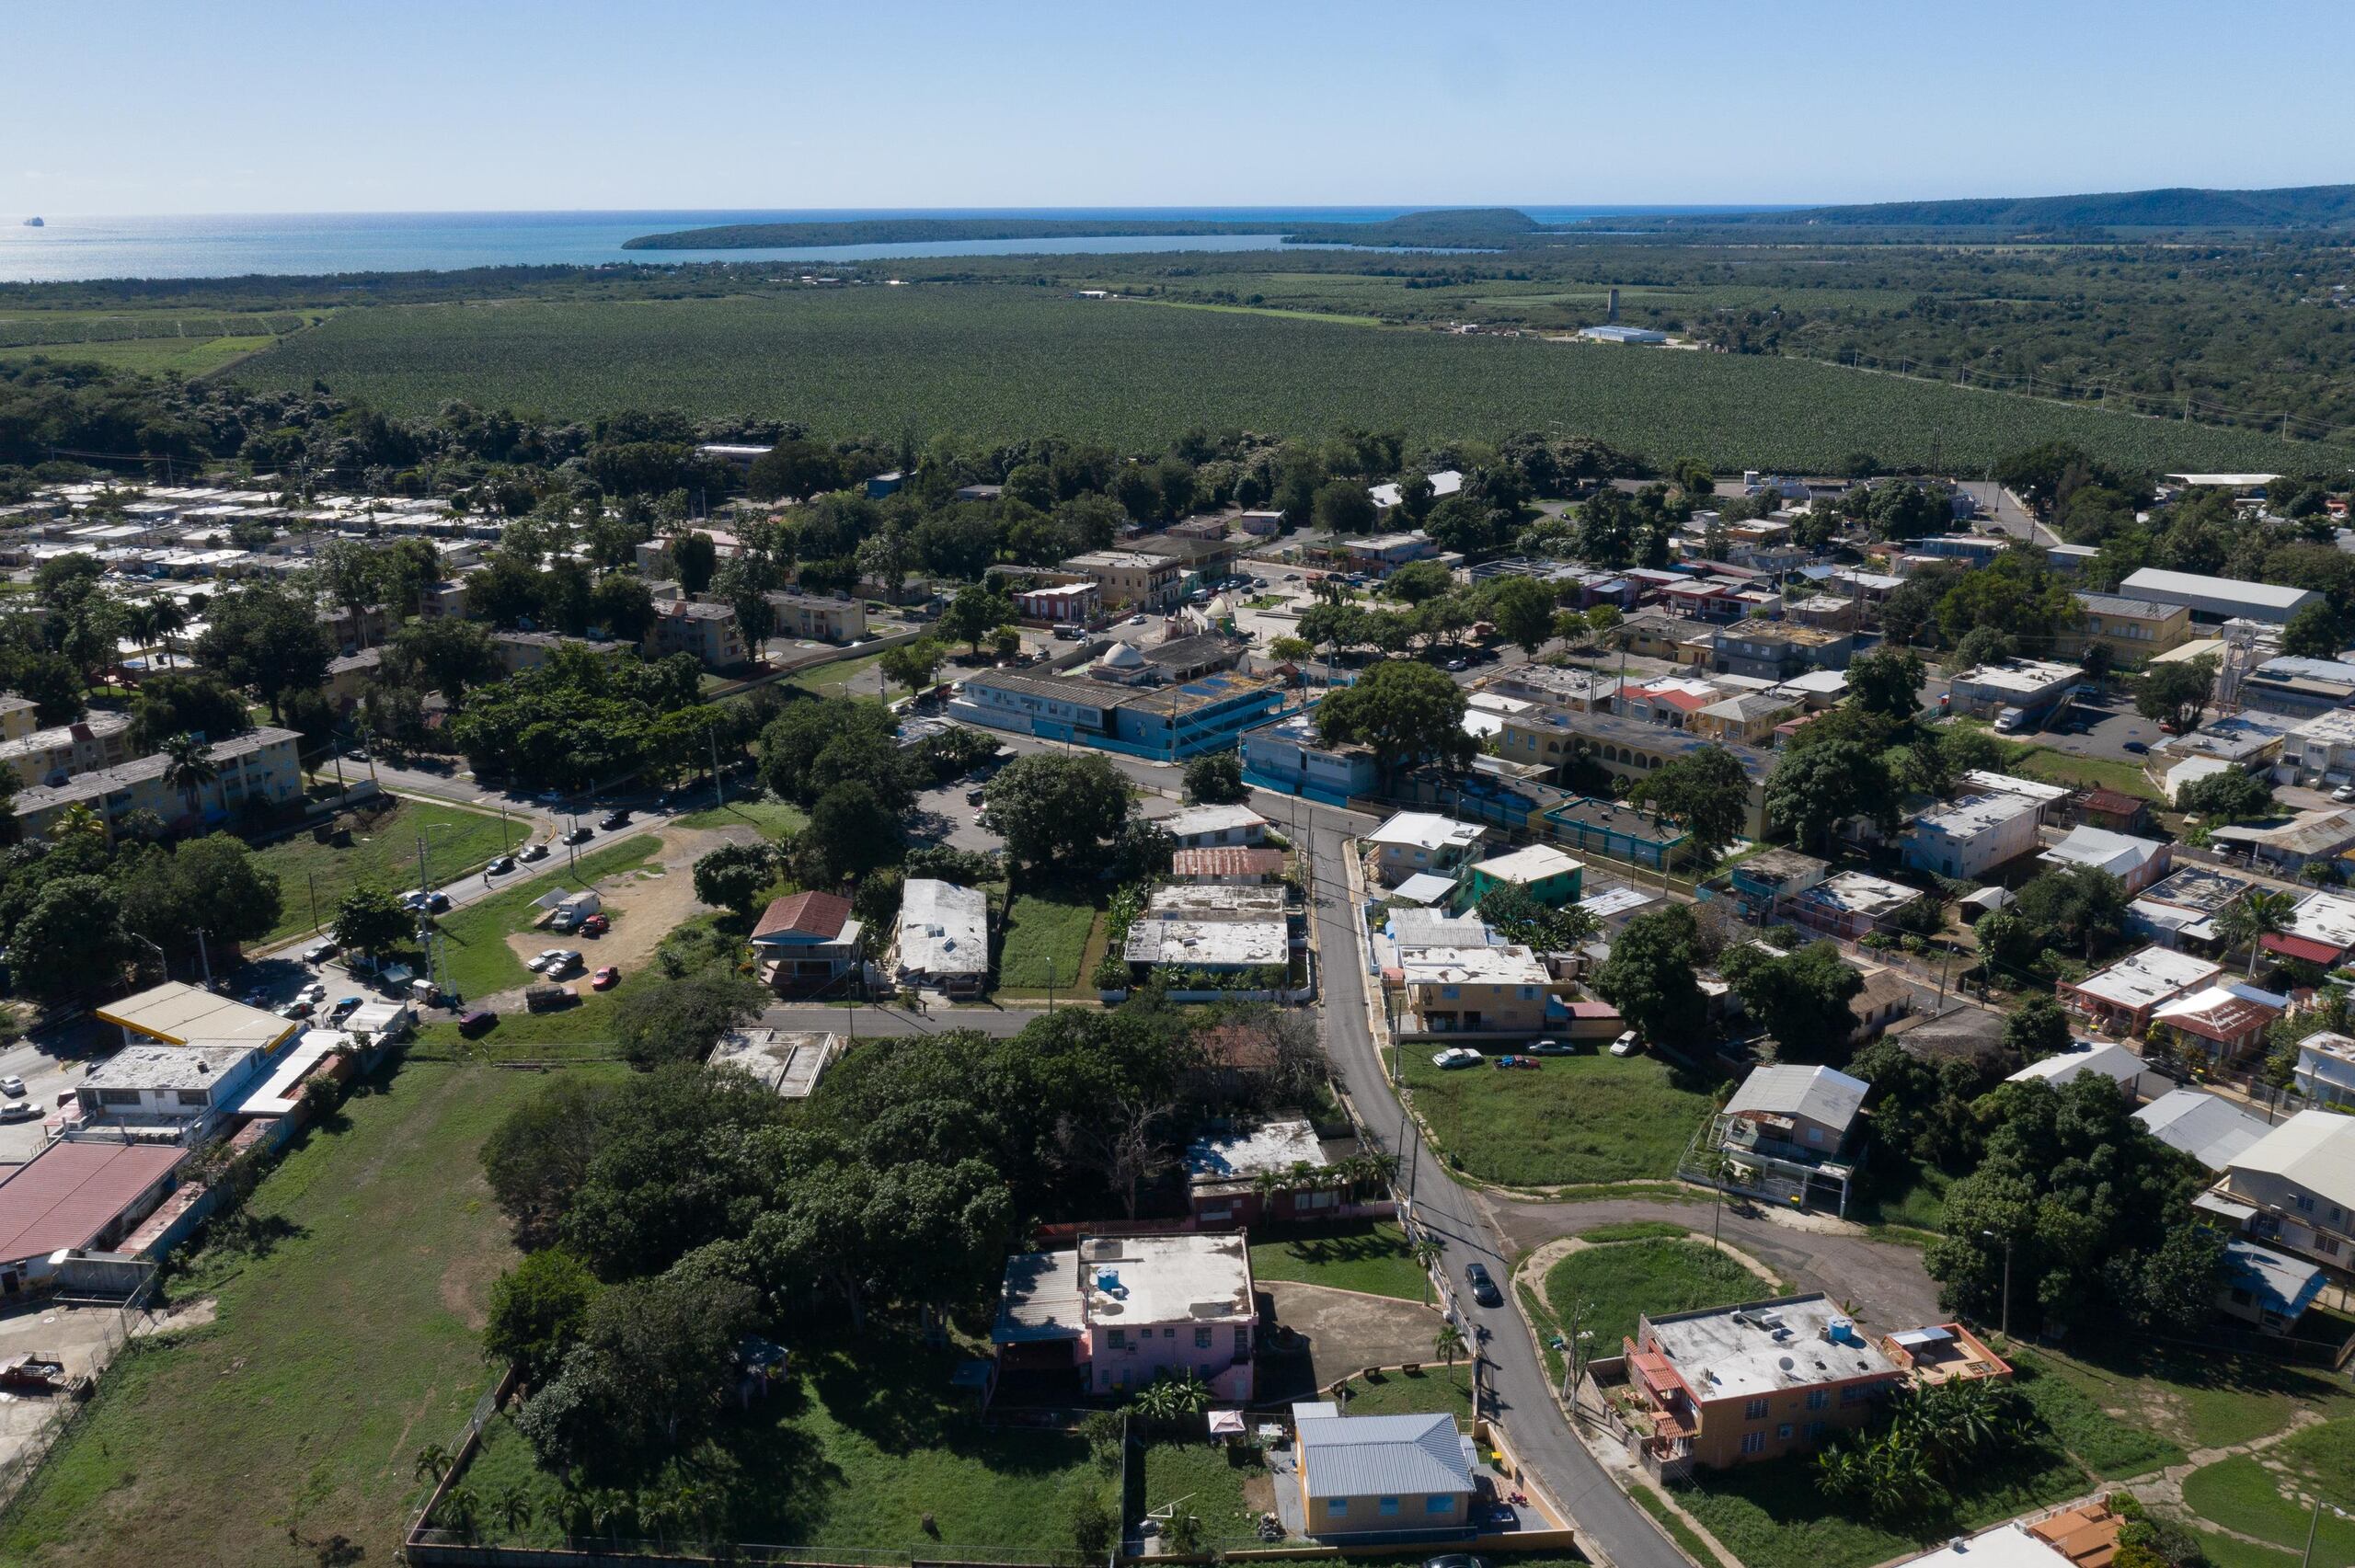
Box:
[708, 725, 725, 814]
[1982, 1229, 2014, 1339]
[195, 929, 212, 988]
[308, 872, 320, 934]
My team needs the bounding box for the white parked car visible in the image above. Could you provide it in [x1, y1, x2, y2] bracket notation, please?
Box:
[299, 982, 327, 1005]
[1431, 1047, 1484, 1070]
[527, 949, 567, 973]
[2333, 784, 2355, 805]
[1609, 1030, 1642, 1058]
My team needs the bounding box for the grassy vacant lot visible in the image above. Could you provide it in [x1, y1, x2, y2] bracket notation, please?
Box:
[996, 887, 1102, 994]
[673, 793, 809, 835]
[412, 990, 624, 1059]
[1854, 1159, 1952, 1232]
[0, 1059, 592, 1567]
[432, 834, 661, 997]
[1545, 1238, 1769, 1350]
[2182, 1448, 2355, 1568]
[452, 1325, 1117, 1551]
[2012, 1338, 2355, 1452]
[226, 286, 2334, 473]
[2005, 1354, 2184, 1479]
[1672, 1441, 2090, 1568]
[1400, 1049, 1715, 1187]
[1248, 1221, 1428, 1301]
[1335, 1363, 1476, 1421]
[254, 795, 521, 944]
[788, 648, 888, 701]
[1139, 1440, 1273, 1540]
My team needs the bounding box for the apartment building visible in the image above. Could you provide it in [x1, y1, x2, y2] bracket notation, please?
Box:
[647, 599, 749, 669]
[1063, 550, 1183, 610]
[767, 586, 868, 644]
[2066, 592, 2191, 666]
[13, 727, 304, 843]
[1396, 942, 1555, 1036]
[0, 710, 136, 788]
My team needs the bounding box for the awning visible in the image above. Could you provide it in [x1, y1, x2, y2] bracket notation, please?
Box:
[1208, 1410, 1246, 1437]
[2262, 933, 2344, 965]
[2195, 1190, 2258, 1223]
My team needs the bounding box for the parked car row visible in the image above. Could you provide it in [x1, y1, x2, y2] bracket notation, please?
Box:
[1431, 1032, 1641, 1070]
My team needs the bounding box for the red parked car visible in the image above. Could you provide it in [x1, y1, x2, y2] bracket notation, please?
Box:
[592, 966, 619, 990]
[580, 913, 610, 936]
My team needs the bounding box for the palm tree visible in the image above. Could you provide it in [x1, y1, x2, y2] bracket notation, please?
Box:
[1434, 1322, 1467, 1367]
[147, 596, 187, 662]
[158, 732, 219, 822]
[491, 1483, 534, 1539]
[2221, 887, 2299, 978]
[1130, 1369, 1213, 1419]
[1410, 1234, 1444, 1306]
[52, 803, 107, 845]
[412, 1443, 454, 1485]
[441, 1486, 480, 1542]
[120, 601, 157, 658]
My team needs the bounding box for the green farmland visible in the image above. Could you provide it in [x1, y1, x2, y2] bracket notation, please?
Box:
[225, 286, 2342, 473]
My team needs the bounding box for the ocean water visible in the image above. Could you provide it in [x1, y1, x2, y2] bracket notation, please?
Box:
[0, 206, 1775, 283]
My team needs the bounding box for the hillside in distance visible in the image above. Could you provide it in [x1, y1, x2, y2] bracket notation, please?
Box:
[1616, 184, 2355, 233]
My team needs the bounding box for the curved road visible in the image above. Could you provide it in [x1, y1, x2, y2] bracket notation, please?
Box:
[1268, 785, 1691, 1568]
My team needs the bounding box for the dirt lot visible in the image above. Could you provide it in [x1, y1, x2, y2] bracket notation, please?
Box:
[0, 1301, 137, 1479]
[499, 826, 723, 983]
[1256, 1280, 1443, 1403]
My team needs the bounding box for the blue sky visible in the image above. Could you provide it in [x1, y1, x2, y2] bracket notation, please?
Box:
[11, 0, 2349, 214]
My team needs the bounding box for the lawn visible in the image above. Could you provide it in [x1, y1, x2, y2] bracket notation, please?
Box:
[431, 835, 662, 998]
[1248, 1221, 1430, 1301]
[996, 887, 1102, 994]
[253, 795, 523, 944]
[672, 793, 809, 836]
[1400, 1049, 1717, 1187]
[1334, 1363, 1476, 1421]
[449, 1324, 1118, 1552]
[1545, 1238, 1770, 1351]
[1671, 1442, 2091, 1568]
[1853, 1160, 1952, 1232]
[2182, 1448, 2355, 1568]
[2011, 1339, 2355, 1452]
[789, 649, 888, 701]
[1139, 1439, 1273, 1540]
[0, 1059, 598, 1567]
[1, 333, 281, 377]
[2013, 746, 2163, 802]
[1578, 1220, 1692, 1242]
[2005, 1353, 2184, 1480]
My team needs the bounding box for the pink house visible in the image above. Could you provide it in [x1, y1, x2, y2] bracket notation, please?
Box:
[993, 1232, 1257, 1401]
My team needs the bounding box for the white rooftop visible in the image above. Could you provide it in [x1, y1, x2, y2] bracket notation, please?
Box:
[81, 1042, 259, 1094]
[1080, 1232, 1255, 1326]
[2286, 892, 2355, 952]
[1911, 791, 2043, 840]
[2293, 710, 2355, 746]
[1367, 812, 1487, 853]
[2122, 567, 2319, 612]
[1124, 914, 1289, 968]
[708, 1029, 839, 1097]
[1163, 804, 1269, 840]
[2072, 946, 2221, 1012]
[2039, 826, 2167, 879]
[1961, 770, 2073, 806]
[1897, 1521, 2080, 1568]
[1468, 843, 1583, 887]
[1396, 943, 1551, 989]
[2007, 1041, 2144, 1089]
[1644, 1294, 1899, 1401]
[2228, 1110, 2355, 1215]
[1795, 870, 1922, 920]
[896, 878, 989, 979]
[1725, 1064, 1868, 1134]
[1950, 658, 2082, 695]
[1184, 1118, 1328, 1187]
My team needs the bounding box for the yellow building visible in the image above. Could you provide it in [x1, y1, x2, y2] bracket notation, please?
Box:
[2067, 592, 2192, 666]
[0, 694, 37, 743]
[13, 727, 305, 843]
[1396, 942, 1557, 1037]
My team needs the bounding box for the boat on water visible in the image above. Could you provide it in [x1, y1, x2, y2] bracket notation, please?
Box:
[20, 217, 40, 227]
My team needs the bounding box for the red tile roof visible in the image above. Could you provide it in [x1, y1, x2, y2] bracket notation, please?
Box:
[2264, 933, 2345, 966]
[752, 891, 852, 942]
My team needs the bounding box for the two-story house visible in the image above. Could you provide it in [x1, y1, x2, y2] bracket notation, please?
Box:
[993, 1232, 1256, 1400]
[2066, 592, 2191, 667]
[75, 1044, 265, 1135]
[2212, 1111, 2355, 1274]
[1365, 812, 1488, 887]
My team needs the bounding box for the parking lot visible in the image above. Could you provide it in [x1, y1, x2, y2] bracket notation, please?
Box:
[0, 1038, 98, 1166]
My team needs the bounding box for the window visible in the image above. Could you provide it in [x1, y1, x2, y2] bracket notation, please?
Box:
[1109, 1329, 1127, 1349]
[1777, 1424, 1794, 1440]
[1327, 1500, 1348, 1517]
[1163, 1326, 1177, 1339]
[1808, 1421, 1829, 1440]
[1427, 1496, 1453, 1515]
[1744, 1398, 1769, 1421]
[1740, 1431, 1766, 1456]
[98, 1089, 141, 1106]
[1234, 1327, 1249, 1353]
[2298, 1195, 2316, 1213]
[2319, 1236, 2342, 1258]
[175, 1089, 209, 1107]
[1195, 1327, 1212, 1349]
[1806, 1390, 1830, 1411]
[1379, 1498, 1400, 1517]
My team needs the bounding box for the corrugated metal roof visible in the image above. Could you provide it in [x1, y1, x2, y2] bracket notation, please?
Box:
[1297, 1413, 1474, 1500]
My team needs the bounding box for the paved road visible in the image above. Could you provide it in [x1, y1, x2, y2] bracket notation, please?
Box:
[1959, 480, 2055, 546]
[1271, 785, 1688, 1568]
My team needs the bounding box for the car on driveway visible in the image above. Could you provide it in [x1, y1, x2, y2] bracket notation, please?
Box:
[1464, 1263, 1503, 1308]
[303, 940, 338, 964]
[527, 949, 566, 973]
[546, 950, 583, 975]
[592, 966, 619, 990]
[2122, 740, 2149, 755]
[1431, 1047, 1483, 1070]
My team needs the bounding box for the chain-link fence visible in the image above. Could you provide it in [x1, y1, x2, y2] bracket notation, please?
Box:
[0, 1276, 161, 1518]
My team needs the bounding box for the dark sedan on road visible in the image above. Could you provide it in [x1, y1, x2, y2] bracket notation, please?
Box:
[1464, 1262, 1503, 1308]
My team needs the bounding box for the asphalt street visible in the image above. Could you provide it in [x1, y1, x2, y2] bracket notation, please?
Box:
[1269, 784, 1689, 1568]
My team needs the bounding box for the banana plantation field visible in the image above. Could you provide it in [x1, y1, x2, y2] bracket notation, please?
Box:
[233, 285, 2349, 472]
